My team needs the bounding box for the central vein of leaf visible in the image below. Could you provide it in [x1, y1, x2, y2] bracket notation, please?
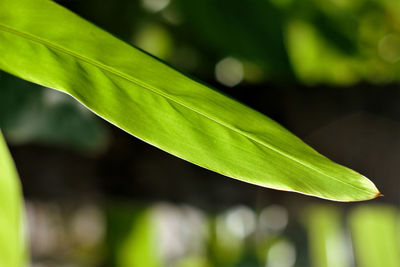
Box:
[0, 23, 374, 195]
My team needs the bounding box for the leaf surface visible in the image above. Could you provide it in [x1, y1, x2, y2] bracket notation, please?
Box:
[0, 131, 27, 266]
[0, 0, 380, 201]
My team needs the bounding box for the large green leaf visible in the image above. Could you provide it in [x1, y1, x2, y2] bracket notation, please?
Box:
[0, 131, 27, 266]
[0, 0, 380, 201]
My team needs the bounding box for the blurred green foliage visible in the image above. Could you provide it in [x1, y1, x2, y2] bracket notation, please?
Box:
[350, 206, 400, 267]
[107, 205, 162, 267]
[174, 0, 400, 85]
[51, 202, 397, 267]
[305, 206, 350, 267]
[0, 72, 108, 151]
[176, 0, 400, 85]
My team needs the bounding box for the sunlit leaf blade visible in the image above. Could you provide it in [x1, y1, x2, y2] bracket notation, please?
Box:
[0, 0, 380, 201]
[0, 131, 27, 266]
[349, 206, 400, 267]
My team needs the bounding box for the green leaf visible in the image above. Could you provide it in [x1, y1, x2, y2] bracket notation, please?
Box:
[0, 131, 27, 266]
[0, 0, 380, 201]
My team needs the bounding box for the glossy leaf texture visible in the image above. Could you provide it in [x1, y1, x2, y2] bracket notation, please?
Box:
[0, 131, 27, 266]
[0, 0, 380, 201]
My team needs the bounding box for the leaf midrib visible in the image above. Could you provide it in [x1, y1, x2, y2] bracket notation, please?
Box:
[0, 23, 374, 195]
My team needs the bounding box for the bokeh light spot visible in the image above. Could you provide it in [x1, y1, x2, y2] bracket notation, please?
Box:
[266, 240, 296, 267]
[141, 0, 170, 13]
[259, 205, 289, 233]
[215, 57, 244, 87]
[378, 34, 400, 63]
[225, 205, 256, 239]
[133, 24, 173, 60]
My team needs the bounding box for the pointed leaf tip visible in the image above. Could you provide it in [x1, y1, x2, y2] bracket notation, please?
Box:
[0, 0, 381, 202]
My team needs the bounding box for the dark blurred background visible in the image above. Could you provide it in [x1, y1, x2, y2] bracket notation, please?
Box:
[1, 0, 399, 266]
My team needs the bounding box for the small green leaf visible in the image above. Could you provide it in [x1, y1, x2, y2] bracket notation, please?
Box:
[0, 131, 27, 266]
[0, 0, 380, 201]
